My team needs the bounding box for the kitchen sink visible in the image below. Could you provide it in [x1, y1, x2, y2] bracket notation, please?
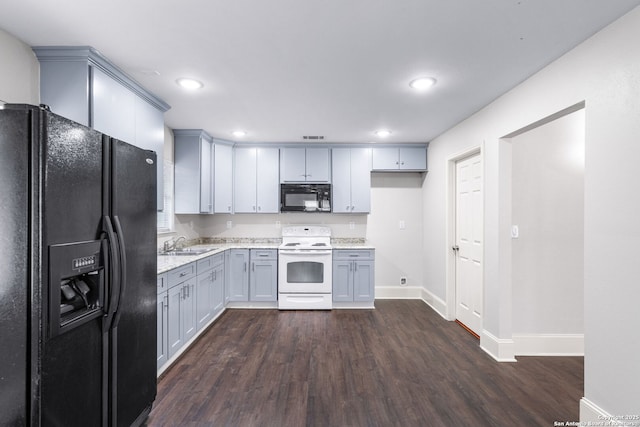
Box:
[160, 247, 217, 256]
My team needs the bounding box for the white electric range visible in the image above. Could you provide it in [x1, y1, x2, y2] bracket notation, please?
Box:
[278, 225, 332, 310]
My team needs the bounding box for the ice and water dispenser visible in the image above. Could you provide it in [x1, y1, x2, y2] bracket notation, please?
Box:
[48, 240, 106, 338]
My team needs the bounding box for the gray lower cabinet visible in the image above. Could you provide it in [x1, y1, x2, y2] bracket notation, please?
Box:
[158, 253, 226, 372]
[228, 249, 250, 301]
[196, 253, 225, 330]
[332, 250, 375, 302]
[227, 248, 278, 302]
[249, 249, 278, 301]
[157, 273, 169, 370]
[165, 262, 197, 360]
[224, 250, 231, 305]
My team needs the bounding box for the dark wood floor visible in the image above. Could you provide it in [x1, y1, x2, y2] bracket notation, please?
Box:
[146, 300, 583, 427]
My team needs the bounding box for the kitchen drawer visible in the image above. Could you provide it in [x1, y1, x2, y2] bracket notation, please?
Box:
[157, 273, 168, 295]
[167, 262, 196, 288]
[250, 249, 277, 260]
[197, 252, 224, 274]
[332, 249, 375, 261]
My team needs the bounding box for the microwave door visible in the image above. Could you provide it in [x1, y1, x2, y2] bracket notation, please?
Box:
[285, 192, 317, 211]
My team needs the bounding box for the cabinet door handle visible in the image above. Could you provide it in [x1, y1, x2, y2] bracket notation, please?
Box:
[252, 262, 255, 272]
[243, 262, 247, 272]
[354, 263, 358, 272]
[349, 263, 353, 271]
[164, 295, 169, 309]
[179, 271, 187, 277]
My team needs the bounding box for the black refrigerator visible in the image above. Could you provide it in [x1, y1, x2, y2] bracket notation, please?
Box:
[0, 104, 158, 426]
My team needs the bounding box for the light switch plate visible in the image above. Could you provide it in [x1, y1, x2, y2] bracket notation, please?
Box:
[511, 225, 519, 238]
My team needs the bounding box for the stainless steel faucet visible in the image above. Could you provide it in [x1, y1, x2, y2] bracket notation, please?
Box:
[162, 235, 187, 253]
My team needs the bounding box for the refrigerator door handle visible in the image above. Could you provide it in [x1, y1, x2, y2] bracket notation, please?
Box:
[111, 216, 127, 328]
[102, 215, 121, 330]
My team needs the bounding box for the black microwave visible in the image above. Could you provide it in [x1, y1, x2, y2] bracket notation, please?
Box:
[280, 184, 331, 212]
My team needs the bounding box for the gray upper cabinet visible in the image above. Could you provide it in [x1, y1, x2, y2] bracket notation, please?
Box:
[174, 130, 214, 214]
[234, 147, 279, 213]
[280, 147, 331, 183]
[33, 46, 170, 211]
[332, 147, 372, 213]
[371, 146, 427, 171]
[214, 142, 234, 213]
[92, 67, 136, 143]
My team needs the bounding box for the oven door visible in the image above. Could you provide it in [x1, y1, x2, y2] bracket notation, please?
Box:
[278, 249, 332, 293]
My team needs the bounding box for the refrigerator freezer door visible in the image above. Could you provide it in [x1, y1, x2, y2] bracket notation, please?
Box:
[110, 139, 157, 426]
[0, 107, 31, 426]
[41, 111, 107, 426]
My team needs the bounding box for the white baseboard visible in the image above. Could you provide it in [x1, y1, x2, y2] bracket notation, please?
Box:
[420, 287, 449, 320]
[480, 329, 517, 362]
[580, 398, 622, 425]
[332, 301, 375, 309]
[513, 333, 584, 356]
[375, 286, 449, 321]
[375, 286, 423, 299]
[225, 301, 278, 309]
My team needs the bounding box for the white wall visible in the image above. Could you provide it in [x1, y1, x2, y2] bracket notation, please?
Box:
[511, 109, 584, 335]
[187, 171, 425, 290]
[0, 28, 39, 104]
[422, 6, 640, 419]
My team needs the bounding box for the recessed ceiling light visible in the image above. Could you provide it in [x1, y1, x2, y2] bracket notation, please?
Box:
[176, 78, 203, 90]
[409, 77, 437, 91]
[374, 129, 392, 138]
[232, 130, 247, 137]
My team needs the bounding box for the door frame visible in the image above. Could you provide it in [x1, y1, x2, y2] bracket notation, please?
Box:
[445, 144, 484, 322]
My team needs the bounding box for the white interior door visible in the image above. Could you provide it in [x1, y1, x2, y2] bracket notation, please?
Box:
[455, 152, 483, 336]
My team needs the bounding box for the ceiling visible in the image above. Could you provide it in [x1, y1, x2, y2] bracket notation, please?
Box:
[1, 0, 639, 144]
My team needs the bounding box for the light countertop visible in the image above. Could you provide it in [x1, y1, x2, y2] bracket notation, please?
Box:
[157, 241, 375, 275]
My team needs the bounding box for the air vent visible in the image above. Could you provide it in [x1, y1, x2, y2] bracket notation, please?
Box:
[302, 135, 325, 140]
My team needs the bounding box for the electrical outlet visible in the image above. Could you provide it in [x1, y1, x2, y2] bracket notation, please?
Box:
[226, 220, 232, 229]
[399, 220, 406, 230]
[400, 276, 407, 286]
[349, 221, 355, 230]
[275, 221, 281, 228]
